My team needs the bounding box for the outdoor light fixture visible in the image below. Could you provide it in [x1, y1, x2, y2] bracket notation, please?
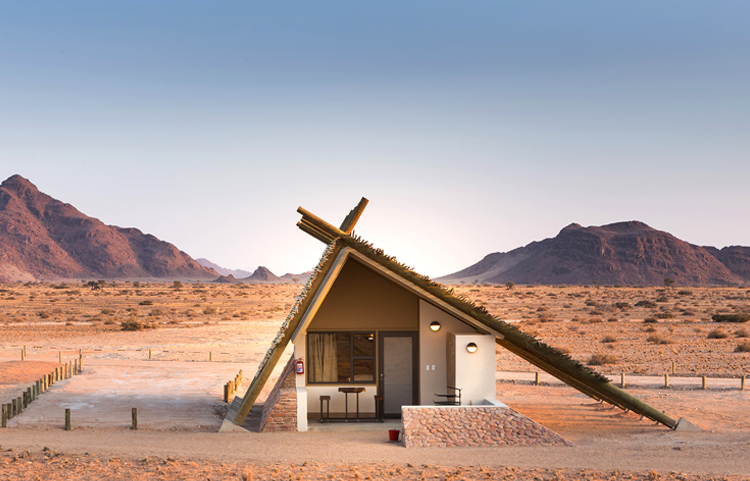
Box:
[429, 321, 441, 332]
[466, 342, 478, 353]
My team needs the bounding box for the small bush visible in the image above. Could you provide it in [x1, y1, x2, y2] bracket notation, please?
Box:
[121, 319, 145, 331]
[607, 317, 619, 323]
[656, 295, 669, 303]
[636, 300, 658, 308]
[735, 327, 749, 338]
[585, 300, 598, 307]
[203, 306, 217, 315]
[139, 300, 153, 306]
[600, 335, 618, 343]
[712, 313, 750, 323]
[643, 317, 658, 323]
[613, 302, 630, 310]
[707, 329, 729, 339]
[677, 290, 693, 296]
[734, 341, 750, 353]
[646, 334, 671, 345]
[655, 311, 675, 319]
[588, 353, 618, 365]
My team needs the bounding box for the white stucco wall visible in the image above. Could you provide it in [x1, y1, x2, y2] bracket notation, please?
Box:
[449, 332, 496, 404]
[418, 300, 476, 405]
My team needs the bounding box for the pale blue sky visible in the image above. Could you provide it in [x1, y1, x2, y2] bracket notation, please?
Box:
[2, 2, 749, 277]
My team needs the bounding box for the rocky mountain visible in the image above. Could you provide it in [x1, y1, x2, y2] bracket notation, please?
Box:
[438, 221, 748, 286]
[195, 258, 252, 279]
[0, 174, 218, 282]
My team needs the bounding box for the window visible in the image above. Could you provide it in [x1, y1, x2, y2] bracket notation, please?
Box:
[308, 332, 375, 383]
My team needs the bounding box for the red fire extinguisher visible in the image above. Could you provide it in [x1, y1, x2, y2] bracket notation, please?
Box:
[295, 358, 304, 375]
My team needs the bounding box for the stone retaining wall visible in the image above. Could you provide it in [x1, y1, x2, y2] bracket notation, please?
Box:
[401, 404, 571, 448]
[259, 356, 298, 432]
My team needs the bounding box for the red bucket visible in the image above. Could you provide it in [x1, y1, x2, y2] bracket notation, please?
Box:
[388, 429, 400, 442]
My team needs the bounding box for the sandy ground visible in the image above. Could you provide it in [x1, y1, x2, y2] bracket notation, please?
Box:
[1, 283, 749, 480]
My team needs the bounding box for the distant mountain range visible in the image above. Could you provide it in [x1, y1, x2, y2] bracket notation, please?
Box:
[195, 258, 253, 279]
[206, 263, 312, 285]
[438, 221, 750, 286]
[4, 174, 749, 286]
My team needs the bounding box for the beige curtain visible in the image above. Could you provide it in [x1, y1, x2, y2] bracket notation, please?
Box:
[308, 333, 337, 383]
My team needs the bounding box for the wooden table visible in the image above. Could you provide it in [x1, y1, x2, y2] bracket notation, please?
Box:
[338, 387, 365, 421]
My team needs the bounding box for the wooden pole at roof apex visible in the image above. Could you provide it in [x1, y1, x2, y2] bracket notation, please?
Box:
[339, 197, 369, 234]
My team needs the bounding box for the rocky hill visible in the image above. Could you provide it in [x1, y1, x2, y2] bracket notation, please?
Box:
[0, 175, 218, 282]
[438, 221, 748, 286]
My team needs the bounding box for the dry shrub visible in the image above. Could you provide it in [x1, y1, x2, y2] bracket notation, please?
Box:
[607, 317, 619, 322]
[735, 327, 749, 338]
[240, 467, 254, 481]
[587, 317, 604, 324]
[707, 329, 729, 339]
[636, 300, 657, 308]
[588, 353, 618, 365]
[646, 334, 671, 345]
[600, 335, 617, 343]
[734, 341, 750, 353]
[643, 317, 658, 323]
[712, 313, 750, 323]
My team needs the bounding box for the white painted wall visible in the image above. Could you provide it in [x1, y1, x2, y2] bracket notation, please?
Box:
[418, 300, 476, 405]
[449, 332, 496, 404]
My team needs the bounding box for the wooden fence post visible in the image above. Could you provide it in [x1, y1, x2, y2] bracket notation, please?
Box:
[65, 408, 71, 431]
[664, 373, 669, 389]
[17, 396, 22, 413]
[132, 408, 138, 430]
[535, 372, 540, 386]
[74, 359, 78, 374]
[742, 375, 746, 392]
[224, 383, 229, 403]
[209, 352, 213, 362]
[1, 404, 6, 427]
[21, 349, 24, 361]
[79, 349, 83, 372]
[149, 349, 152, 360]
[702, 375, 707, 390]
[621, 373, 625, 388]
[59, 351, 62, 363]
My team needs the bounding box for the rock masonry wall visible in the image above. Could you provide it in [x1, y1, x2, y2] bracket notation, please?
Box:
[259, 356, 298, 432]
[401, 405, 571, 448]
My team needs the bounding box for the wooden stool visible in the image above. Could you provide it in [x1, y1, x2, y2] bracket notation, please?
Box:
[319, 395, 331, 422]
[374, 395, 384, 422]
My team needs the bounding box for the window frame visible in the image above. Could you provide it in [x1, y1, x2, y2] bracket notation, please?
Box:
[306, 331, 376, 385]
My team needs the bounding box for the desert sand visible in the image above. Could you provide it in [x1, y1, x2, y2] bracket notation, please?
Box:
[1, 282, 749, 480]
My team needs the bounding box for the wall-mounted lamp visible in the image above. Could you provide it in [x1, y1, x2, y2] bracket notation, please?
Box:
[429, 321, 441, 332]
[466, 342, 478, 353]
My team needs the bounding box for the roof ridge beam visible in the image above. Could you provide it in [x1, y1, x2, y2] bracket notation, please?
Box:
[297, 207, 348, 240]
[339, 197, 369, 234]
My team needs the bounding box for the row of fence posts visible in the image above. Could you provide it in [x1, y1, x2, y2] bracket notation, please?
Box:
[224, 370, 243, 403]
[61, 407, 139, 431]
[531, 360, 746, 391]
[2, 351, 83, 428]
